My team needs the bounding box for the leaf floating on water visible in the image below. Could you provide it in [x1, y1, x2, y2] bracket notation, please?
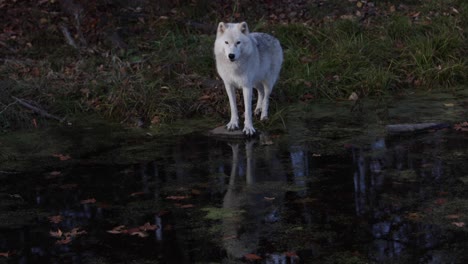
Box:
[52, 153, 71, 161]
[130, 231, 149, 238]
[48, 215, 63, 224]
[107, 225, 127, 234]
[166, 195, 190, 200]
[285, 251, 299, 258]
[452, 222, 465, 228]
[244, 253, 262, 260]
[178, 204, 195, 209]
[0, 251, 11, 258]
[130, 191, 145, 197]
[56, 237, 72, 245]
[80, 198, 96, 204]
[50, 229, 63, 238]
[139, 222, 158, 231]
[446, 214, 461, 219]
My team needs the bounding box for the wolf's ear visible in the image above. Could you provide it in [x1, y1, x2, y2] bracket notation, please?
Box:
[239, 22, 249, 34]
[217, 22, 226, 35]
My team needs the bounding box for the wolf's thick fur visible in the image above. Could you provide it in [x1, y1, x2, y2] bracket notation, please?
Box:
[214, 22, 283, 135]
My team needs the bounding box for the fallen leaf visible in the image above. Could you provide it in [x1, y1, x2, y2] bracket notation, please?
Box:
[80, 198, 96, 204]
[45, 171, 62, 179]
[446, 214, 461, 219]
[444, 103, 454, 107]
[285, 251, 299, 258]
[130, 231, 148, 238]
[244, 253, 262, 260]
[182, 204, 196, 208]
[67, 227, 87, 237]
[406, 212, 423, 221]
[130, 191, 145, 197]
[0, 251, 10, 258]
[166, 195, 190, 200]
[56, 237, 72, 245]
[50, 229, 63, 238]
[107, 225, 127, 234]
[435, 198, 447, 205]
[264, 197, 276, 201]
[52, 153, 71, 161]
[452, 222, 465, 228]
[139, 222, 158, 231]
[48, 215, 63, 224]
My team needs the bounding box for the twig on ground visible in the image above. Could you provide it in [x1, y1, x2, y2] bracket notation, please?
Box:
[0, 101, 18, 114]
[12, 96, 65, 122]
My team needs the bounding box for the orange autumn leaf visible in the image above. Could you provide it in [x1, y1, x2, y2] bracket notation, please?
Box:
[285, 251, 298, 258]
[139, 222, 158, 231]
[179, 204, 195, 209]
[50, 229, 63, 238]
[0, 251, 11, 258]
[130, 230, 148, 238]
[52, 154, 71, 161]
[107, 225, 127, 234]
[166, 195, 190, 200]
[244, 253, 262, 260]
[56, 237, 72, 245]
[446, 214, 461, 219]
[48, 215, 63, 224]
[67, 227, 87, 237]
[80, 198, 96, 204]
[130, 191, 145, 197]
[452, 222, 465, 228]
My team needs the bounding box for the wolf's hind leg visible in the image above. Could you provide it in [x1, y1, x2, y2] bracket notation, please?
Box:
[260, 82, 272, 121]
[254, 86, 264, 117]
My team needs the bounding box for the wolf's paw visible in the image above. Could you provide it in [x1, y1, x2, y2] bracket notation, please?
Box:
[260, 115, 269, 121]
[242, 126, 256, 136]
[226, 121, 239, 131]
[254, 108, 262, 116]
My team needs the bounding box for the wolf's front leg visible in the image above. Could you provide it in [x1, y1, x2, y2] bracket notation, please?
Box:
[242, 87, 256, 136]
[225, 83, 239, 131]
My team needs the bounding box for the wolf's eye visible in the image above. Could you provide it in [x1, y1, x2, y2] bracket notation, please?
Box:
[236, 41, 241, 45]
[225, 41, 229, 44]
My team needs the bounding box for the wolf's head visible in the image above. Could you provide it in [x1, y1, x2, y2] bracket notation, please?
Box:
[215, 22, 253, 62]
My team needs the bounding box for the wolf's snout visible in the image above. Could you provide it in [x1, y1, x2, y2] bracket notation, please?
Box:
[228, 54, 235, 61]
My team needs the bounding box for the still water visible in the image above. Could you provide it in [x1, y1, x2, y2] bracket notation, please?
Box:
[1, 125, 468, 263]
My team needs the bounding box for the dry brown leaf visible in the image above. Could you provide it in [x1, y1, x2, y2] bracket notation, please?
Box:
[80, 198, 96, 204]
[48, 215, 63, 224]
[50, 229, 63, 238]
[244, 253, 262, 260]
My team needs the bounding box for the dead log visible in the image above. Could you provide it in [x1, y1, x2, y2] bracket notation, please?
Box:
[386, 123, 449, 135]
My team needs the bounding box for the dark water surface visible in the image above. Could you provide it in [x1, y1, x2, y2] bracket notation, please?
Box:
[2, 90, 468, 264]
[1, 127, 468, 264]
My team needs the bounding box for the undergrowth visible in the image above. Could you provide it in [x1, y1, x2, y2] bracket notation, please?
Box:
[0, 0, 466, 130]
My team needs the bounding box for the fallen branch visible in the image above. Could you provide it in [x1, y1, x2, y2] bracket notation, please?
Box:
[12, 96, 65, 122]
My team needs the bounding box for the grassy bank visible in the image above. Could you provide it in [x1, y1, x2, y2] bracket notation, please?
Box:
[0, 0, 466, 130]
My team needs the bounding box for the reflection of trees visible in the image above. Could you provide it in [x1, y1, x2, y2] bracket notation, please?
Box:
[352, 136, 465, 263]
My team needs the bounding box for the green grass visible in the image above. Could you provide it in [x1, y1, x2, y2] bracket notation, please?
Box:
[0, 0, 467, 129]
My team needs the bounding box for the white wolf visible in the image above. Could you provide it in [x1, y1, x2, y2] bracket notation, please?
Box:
[214, 22, 283, 136]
